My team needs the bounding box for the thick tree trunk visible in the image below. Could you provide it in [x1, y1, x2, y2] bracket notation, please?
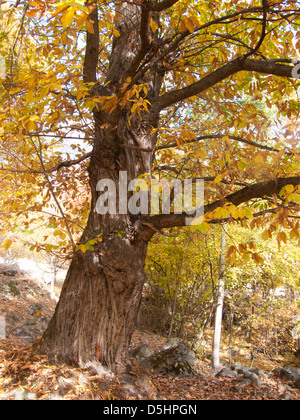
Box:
[39, 236, 146, 370]
[39, 115, 156, 369]
[39, 2, 164, 370]
[39, 117, 152, 369]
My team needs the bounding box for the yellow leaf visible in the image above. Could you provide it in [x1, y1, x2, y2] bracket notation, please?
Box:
[262, 230, 271, 241]
[214, 207, 229, 219]
[26, 9, 39, 18]
[252, 253, 264, 265]
[2, 239, 13, 251]
[214, 174, 224, 184]
[61, 7, 75, 28]
[51, 4, 69, 18]
[191, 221, 210, 233]
[149, 17, 159, 32]
[77, 11, 88, 30]
[185, 18, 195, 33]
[86, 20, 95, 34]
[113, 29, 121, 37]
[26, 120, 36, 131]
[277, 231, 287, 244]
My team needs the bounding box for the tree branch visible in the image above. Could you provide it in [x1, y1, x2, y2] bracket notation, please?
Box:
[156, 134, 280, 152]
[152, 58, 296, 113]
[148, 0, 180, 12]
[0, 152, 92, 174]
[242, 0, 268, 60]
[140, 176, 300, 232]
[83, 1, 99, 84]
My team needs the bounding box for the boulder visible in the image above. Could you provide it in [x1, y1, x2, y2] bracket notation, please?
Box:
[216, 368, 238, 378]
[231, 363, 250, 375]
[243, 371, 262, 388]
[140, 343, 197, 376]
[131, 344, 155, 361]
[280, 393, 293, 400]
[295, 379, 300, 390]
[162, 337, 184, 350]
[249, 368, 267, 379]
[232, 377, 252, 386]
[279, 367, 300, 382]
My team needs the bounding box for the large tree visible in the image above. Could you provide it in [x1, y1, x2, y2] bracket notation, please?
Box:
[1, 0, 300, 370]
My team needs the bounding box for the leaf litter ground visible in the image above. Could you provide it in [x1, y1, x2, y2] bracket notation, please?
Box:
[0, 271, 300, 400]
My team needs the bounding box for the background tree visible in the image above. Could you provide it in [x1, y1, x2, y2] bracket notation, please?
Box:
[0, 0, 300, 370]
[211, 233, 226, 371]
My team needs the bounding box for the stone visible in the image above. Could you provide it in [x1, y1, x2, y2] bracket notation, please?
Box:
[232, 377, 252, 386]
[216, 368, 238, 378]
[57, 376, 75, 396]
[0, 388, 36, 400]
[249, 367, 267, 379]
[1, 269, 18, 277]
[28, 303, 42, 316]
[131, 344, 155, 361]
[140, 344, 197, 376]
[280, 393, 293, 400]
[231, 363, 250, 375]
[279, 367, 300, 382]
[13, 326, 34, 343]
[244, 371, 262, 388]
[6, 313, 20, 325]
[162, 337, 184, 350]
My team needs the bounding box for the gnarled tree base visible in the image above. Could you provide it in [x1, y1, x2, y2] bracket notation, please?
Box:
[39, 238, 145, 371]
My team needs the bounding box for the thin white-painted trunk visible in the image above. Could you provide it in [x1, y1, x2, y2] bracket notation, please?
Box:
[211, 234, 226, 371]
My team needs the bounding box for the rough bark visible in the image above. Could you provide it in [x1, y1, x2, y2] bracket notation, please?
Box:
[39, 2, 163, 370]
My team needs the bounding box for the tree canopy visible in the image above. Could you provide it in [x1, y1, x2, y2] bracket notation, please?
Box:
[1, 0, 300, 256]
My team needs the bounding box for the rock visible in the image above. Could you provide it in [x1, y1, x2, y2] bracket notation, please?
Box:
[45, 393, 65, 400]
[279, 367, 300, 382]
[231, 363, 250, 375]
[272, 367, 282, 376]
[162, 337, 184, 350]
[232, 377, 252, 386]
[230, 363, 243, 371]
[1, 269, 18, 277]
[244, 371, 262, 388]
[249, 368, 267, 379]
[280, 393, 293, 400]
[131, 344, 155, 361]
[140, 344, 197, 376]
[6, 313, 20, 325]
[28, 303, 42, 316]
[23, 318, 37, 326]
[216, 368, 238, 378]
